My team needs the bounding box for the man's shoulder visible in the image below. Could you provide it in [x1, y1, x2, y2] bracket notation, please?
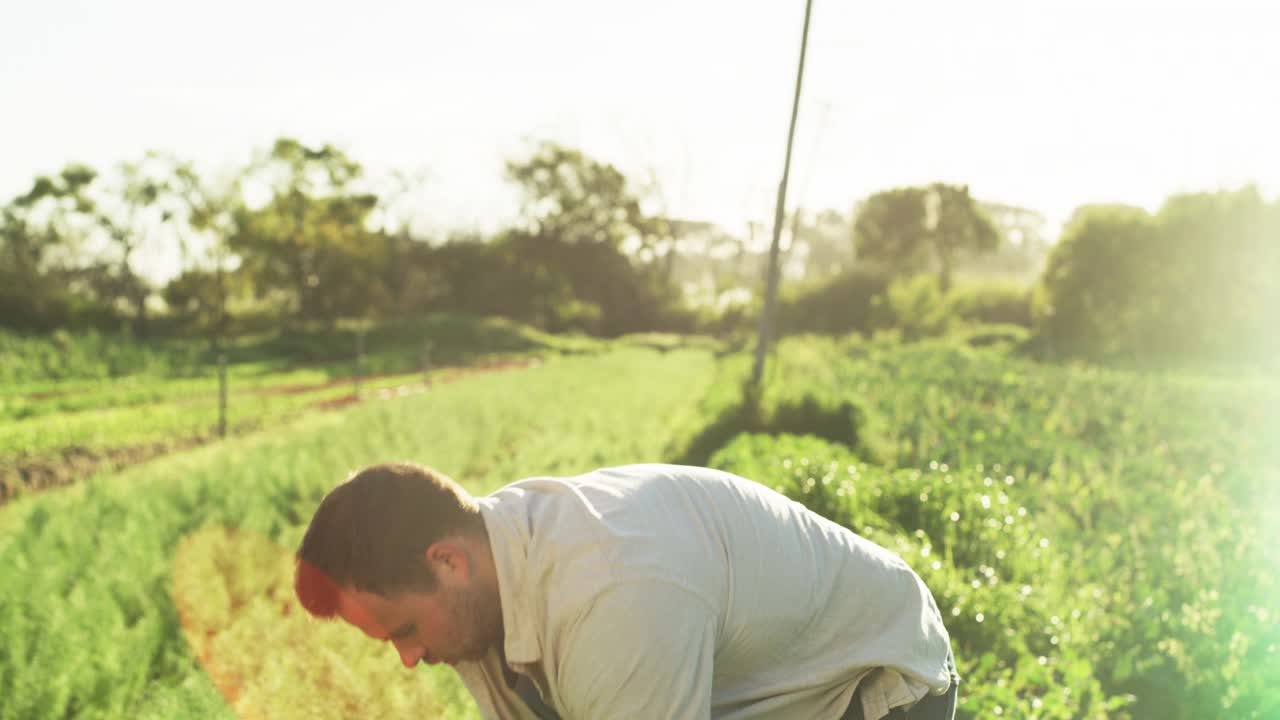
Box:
[507, 463, 741, 487]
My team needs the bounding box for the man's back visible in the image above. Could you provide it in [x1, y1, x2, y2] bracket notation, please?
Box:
[459, 463, 953, 720]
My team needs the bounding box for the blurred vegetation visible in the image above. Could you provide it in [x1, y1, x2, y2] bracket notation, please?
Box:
[706, 337, 1280, 718]
[0, 347, 720, 719]
[0, 314, 601, 386]
[10, 335, 1268, 719]
[1, 137, 1275, 374]
[1035, 189, 1279, 368]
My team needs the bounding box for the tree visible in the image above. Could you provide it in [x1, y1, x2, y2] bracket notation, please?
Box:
[962, 202, 1051, 278]
[230, 138, 384, 327]
[851, 187, 929, 273]
[2, 165, 97, 287]
[852, 183, 1000, 291]
[168, 161, 243, 339]
[1040, 188, 1279, 365]
[0, 165, 104, 330]
[794, 208, 854, 279]
[2, 154, 211, 335]
[1148, 187, 1278, 360]
[506, 142, 669, 252]
[80, 153, 207, 335]
[504, 142, 675, 335]
[1038, 204, 1161, 358]
[367, 169, 433, 316]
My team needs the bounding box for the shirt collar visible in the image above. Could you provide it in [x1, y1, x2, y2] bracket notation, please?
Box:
[476, 487, 542, 666]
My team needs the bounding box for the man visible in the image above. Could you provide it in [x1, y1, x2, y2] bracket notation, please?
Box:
[296, 462, 959, 719]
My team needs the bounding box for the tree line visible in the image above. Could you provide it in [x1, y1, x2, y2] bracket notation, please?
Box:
[2, 137, 1275, 367]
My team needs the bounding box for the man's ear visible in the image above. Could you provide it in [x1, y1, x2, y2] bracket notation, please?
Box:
[425, 540, 471, 583]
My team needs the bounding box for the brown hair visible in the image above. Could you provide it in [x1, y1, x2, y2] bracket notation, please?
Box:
[294, 462, 483, 618]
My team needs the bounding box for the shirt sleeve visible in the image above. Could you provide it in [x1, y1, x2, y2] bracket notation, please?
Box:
[553, 580, 717, 720]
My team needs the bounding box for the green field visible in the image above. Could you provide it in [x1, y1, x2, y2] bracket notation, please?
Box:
[0, 315, 608, 501]
[1, 327, 1277, 719]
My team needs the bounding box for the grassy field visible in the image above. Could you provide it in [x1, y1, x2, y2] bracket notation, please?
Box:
[0, 345, 720, 719]
[0, 315, 608, 501]
[709, 336, 1280, 718]
[0, 314, 604, 386]
[1, 323, 1277, 719]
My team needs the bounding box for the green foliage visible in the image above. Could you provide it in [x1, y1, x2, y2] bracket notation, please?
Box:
[0, 315, 612, 498]
[1039, 189, 1280, 367]
[776, 266, 892, 336]
[948, 279, 1033, 327]
[793, 208, 855, 279]
[502, 142, 678, 336]
[1038, 205, 1159, 358]
[0, 165, 122, 333]
[230, 141, 384, 327]
[506, 142, 666, 250]
[775, 269, 1034, 348]
[0, 346, 719, 719]
[160, 268, 248, 336]
[3, 333, 1278, 718]
[710, 432, 1118, 718]
[852, 187, 928, 271]
[874, 274, 954, 341]
[0, 328, 208, 384]
[733, 337, 1280, 719]
[853, 183, 1001, 291]
[0, 287, 119, 334]
[669, 346, 892, 468]
[0, 313, 599, 386]
[947, 323, 1030, 350]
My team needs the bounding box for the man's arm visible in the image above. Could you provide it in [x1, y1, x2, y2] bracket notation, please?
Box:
[553, 581, 717, 720]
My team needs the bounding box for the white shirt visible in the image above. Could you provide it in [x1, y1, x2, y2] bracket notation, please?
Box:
[454, 464, 953, 720]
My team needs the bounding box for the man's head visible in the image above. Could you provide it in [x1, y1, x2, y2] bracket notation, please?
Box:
[295, 462, 503, 667]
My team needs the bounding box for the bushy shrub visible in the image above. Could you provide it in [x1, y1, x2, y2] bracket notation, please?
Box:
[710, 432, 1124, 719]
[874, 274, 953, 341]
[776, 266, 892, 336]
[0, 287, 120, 334]
[1037, 189, 1280, 366]
[948, 322, 1030, 350]
[948, 280, 1033, 327]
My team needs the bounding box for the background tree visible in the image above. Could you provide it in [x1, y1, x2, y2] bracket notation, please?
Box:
[1038, 204, 1165, 359]
[851, 187, 929, 275]
[77, 153, 209, 336]
[1, 166, 95, 292]
[794, 208, 853, 279]
[162, 164, 247, 340]
[960, 202, 1051, 279]
[1039, 188, 1278, 365]
[507, 142, 667, 250]
[230, 138, 384, 327]
[1149, 187, 1278, 359]
[852, 183, 999, 291]
[925, 184, 999, 292]
[504, 142, 675, 335]
[367, 168, 434, 316]
[0, 164, 114, 331]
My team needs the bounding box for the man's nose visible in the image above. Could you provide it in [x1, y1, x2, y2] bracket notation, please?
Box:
[394, 641, 423, 668]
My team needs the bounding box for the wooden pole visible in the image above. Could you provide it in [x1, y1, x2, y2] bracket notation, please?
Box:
[354, 330, 365, 400]
[752, 0, 815, 387]
[422, 339, 434, 386]
[217, 352, 228, 439]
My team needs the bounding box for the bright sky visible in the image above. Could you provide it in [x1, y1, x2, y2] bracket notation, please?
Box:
[3, 0, 1278, 263]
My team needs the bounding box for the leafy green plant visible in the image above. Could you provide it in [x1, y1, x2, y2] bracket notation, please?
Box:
[0, 346, 718, 719]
